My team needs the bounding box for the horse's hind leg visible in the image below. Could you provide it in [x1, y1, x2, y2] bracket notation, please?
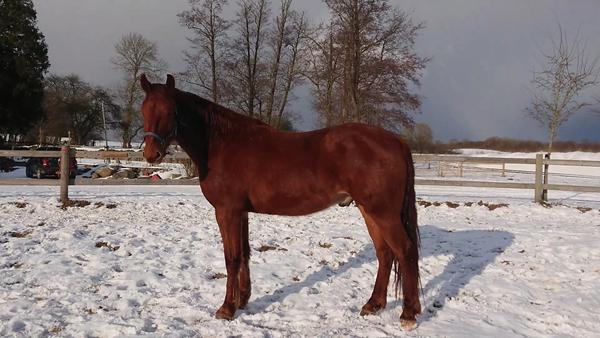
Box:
[238, 212, 251, 309]
[215, 208, 243, 320]
[363, 208, 421, 329]
[359, 207, 393, 316]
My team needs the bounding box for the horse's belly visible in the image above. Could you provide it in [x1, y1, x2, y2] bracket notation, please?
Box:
[249, 186, 346, 216]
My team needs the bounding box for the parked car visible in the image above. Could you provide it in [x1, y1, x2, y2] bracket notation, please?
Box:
[0, 157, 15, 172]
[25, 147, 77, 179]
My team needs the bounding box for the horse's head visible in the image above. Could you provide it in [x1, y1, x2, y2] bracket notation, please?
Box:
[140, 74, 178, 164]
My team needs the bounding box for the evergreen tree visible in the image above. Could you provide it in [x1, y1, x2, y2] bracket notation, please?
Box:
[0, 0, 50, 135]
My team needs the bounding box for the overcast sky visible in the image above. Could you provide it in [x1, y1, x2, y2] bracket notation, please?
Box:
[32, 0, 600, 142]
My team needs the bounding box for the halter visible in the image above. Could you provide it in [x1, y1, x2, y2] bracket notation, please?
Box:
[140, 107, 179, 149]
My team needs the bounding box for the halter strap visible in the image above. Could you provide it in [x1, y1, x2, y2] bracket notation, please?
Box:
[139, 107, 179, 149]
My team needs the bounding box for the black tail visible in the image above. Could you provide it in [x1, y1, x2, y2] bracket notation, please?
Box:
[394, 150, 420, 297]
[402, 151, 420, 250]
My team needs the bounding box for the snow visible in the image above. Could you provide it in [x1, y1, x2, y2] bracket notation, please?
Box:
[1, 150, 600, 337]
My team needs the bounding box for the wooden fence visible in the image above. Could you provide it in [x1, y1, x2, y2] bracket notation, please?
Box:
[412, 154, 600, 202]
[2, 148, 600, 204]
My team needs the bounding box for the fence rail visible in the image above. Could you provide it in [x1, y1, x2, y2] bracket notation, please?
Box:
[2, 148, 600, 204]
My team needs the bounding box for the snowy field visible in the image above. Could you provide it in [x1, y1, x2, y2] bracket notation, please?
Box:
[1, 150, 600, 337]
[1, 184, 599, 337]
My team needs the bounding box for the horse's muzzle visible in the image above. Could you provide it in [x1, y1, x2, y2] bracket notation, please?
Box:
[143, 139, 164, 164]
[144, 150, 164, 164]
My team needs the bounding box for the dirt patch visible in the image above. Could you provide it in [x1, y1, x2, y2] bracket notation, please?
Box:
[256, 244, 277, 252]
[419, 200, 508, 211]
[576, 206, 592, 213]
[210, 272, 227, 280]
[9, 230, 33, 238]
[61, 200, 91, 209]
[255, 243, 288, 252]
[8, 202, 27, 208]
[319, 242, 333, 249]
[477, 200, 509, 211]
[418, 200, 443, 208]
[93, 202, 117, 209]
[445, 202, 460, 208]
[95, 241, 120, 251]
[6, 262, 23, 269]
[49, 326, 62, 334]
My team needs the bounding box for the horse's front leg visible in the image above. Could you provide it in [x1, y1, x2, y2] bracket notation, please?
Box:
[238, 211, 251, 309]
[215, 208, 243, 320]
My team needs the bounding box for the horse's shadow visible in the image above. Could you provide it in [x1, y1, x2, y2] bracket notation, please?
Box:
[244, 224, 514, 324]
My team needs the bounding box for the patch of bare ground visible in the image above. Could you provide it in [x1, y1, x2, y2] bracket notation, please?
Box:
[256, 244, 288, 252]
[418, 199, 508, 210]
[318, 242, 333, 248]
[8, 229, 33, 238]
[95, 241, 120, 251]
[576, 206, 592, 213]
[7, 202, 27, 208]
[209, 272, 227, 280]
[61, 200, 91, 209]
[93, 202, 118, 209]
[476, 200, 509, 210]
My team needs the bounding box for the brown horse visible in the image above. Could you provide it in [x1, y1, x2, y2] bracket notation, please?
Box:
[139, 74, 421, 330]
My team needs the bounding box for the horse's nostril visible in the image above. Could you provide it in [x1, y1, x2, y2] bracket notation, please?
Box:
[156, 151, 162, 160]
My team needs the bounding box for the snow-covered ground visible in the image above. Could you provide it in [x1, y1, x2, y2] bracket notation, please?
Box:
[1, 150, 600, 337]
[1, 185, 599, 337]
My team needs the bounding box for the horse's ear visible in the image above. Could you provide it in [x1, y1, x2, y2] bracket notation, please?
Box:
[166, 74, 175, 92]
[140, 74, 151, 92]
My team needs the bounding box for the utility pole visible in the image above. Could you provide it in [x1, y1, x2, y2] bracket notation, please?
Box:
[101, 101, 109, 149]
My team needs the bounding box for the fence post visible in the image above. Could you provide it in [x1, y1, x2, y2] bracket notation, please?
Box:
[534, 153, 543, 203]
[60, 145, 70, 205]
[542, 153, 550, 201]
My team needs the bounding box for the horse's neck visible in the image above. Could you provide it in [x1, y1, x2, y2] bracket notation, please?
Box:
[173, 90, 262, 176]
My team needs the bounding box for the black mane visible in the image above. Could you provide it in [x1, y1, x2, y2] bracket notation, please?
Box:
[172, 89, 267, 179]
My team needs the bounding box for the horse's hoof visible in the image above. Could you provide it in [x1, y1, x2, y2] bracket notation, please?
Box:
[360, 302, 384, 316]
[215, 305, 236, 320]
[400, 318, 417, 331]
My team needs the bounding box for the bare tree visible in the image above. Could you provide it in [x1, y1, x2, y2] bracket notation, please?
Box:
[111, 33, 166, 148]
[178, 0, 231, 103]
[526, 24, 598, 154]
[414, 123, 433, 153]
[228, 0, 270, 118]
[401, 122, 433, 153]
[263, 0, 308, 127]
[42, 74, 118, 145]
[306, 0, 428, 131]
[177, 0, 306, 129]
[304, 22, 343, 127]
